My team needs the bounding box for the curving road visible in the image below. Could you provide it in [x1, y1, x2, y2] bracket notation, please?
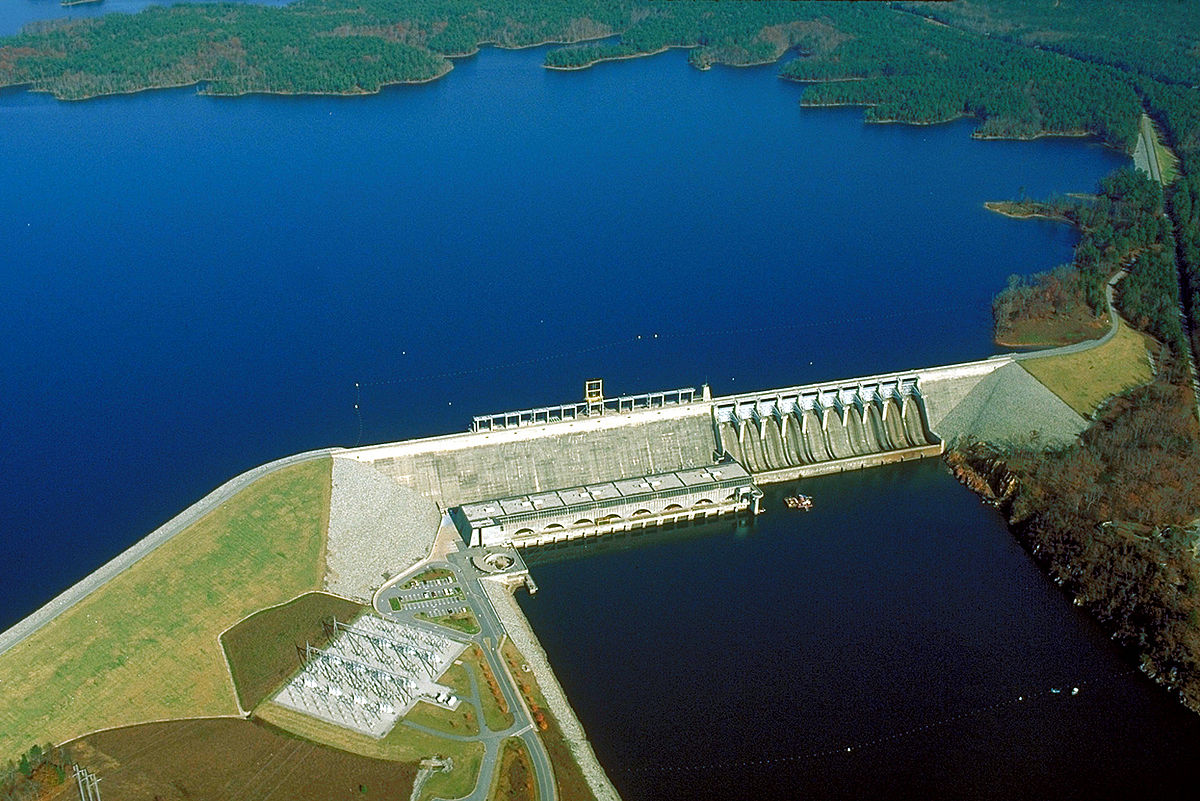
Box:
[1010, 270, 1125, 363]
[0, 446, 342, 658]
[379, 554, 557, 801]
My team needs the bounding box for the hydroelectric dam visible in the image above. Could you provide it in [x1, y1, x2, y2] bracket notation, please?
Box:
[0, 351, 1091, 659]
[346, 354, 1080, 549]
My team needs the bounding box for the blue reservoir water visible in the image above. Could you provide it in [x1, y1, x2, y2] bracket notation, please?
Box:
[4, 12, 1186, 795]
[0, 44, 1121, 629]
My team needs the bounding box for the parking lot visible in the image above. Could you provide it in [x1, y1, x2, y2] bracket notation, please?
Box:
[382, 575, 466, 615]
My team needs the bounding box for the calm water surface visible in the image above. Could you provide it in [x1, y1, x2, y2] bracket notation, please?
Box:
[520, 465, 1200, 800]
[2, 13, 1187, 796]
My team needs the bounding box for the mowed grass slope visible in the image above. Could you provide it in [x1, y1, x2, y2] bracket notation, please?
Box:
[221, 591, 365, 712]
[1147, 116, 1180, 185]
[254, 703, 485, 801]
[1022, 319, 1154, 416]
[0, 458, 332, 757]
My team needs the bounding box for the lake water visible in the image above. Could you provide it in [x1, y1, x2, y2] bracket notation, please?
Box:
[4, 8, 1190, 795]
[519, 467, 1200, 800]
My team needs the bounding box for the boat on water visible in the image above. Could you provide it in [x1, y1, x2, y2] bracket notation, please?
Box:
[783, 494, 813, 511]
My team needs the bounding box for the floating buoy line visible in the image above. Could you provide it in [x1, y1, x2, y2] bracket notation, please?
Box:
[349, 306, 955, 440]
[616, 670, 1139, 777]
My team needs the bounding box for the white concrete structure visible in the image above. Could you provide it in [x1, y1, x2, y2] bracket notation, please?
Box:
[453, 462, 761, 548]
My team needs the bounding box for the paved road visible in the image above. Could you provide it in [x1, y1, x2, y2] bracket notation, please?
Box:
[0, 446, 342, 658]
[1131, 115, 1200, 421]
[1012, 270, 1124, 363]
[379, 554, 557, 801]
[1012, 243, 1199, 426]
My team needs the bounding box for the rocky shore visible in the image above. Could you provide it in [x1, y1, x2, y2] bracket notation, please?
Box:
[483, 581, 622, 801]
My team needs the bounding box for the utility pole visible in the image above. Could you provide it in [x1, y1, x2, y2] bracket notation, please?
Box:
[73, 765, 102, 801]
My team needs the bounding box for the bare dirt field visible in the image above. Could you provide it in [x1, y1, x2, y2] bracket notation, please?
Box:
[66, 717, 416, 801]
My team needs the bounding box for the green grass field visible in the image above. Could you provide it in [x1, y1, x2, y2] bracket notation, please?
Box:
[68, 718, 419, 801]
[402, 568, 453, 589]
[1021, 319, 1154, 416]
[255, 702, 484, 801]
[469, 646, 515, 733]
[405, 700, 480, 737]
[1149, 119, 1180, 185]
[415, 608, 481, 635]
[489, 737, 536, 801]
[436, 647, 512, 732]
[0, 458, 332, 758]
[221, 591, 365, 711]
[997, 312, 1111, 349]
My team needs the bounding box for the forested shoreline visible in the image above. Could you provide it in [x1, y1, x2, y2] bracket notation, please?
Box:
[1, 2, 1197, 178]
[948, 384, 1200, 711]
[992, 170, 1182, 350]
[941, 0, 1200, 712]
[960, 170, 1200, 708]
[0, 0, 1190, 158]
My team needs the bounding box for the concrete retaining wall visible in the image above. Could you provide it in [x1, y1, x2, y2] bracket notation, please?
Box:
[918, 357, 1015, 433]
[349, 405, 716, 510]
[750, 442, 944, 485]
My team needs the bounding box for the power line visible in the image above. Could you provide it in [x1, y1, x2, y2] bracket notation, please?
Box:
[74, 765, 102, 801]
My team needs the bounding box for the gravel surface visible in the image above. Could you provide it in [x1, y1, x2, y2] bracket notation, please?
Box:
[936, 362, 1087, 448]
[483, 581, 622, 801]
[326, 458, 441, 602]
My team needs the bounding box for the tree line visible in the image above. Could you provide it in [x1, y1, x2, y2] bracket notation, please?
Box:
[902, 1, 1200, 363]
[2, 743, 70, 801]
[954, 372, 1200, 709]
[0, 0, 1191, 156]
[993, 169, 1183, 351]
[780, 7, 1141, 148]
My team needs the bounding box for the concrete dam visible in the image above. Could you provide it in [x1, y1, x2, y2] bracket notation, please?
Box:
[0, 353, 1091, 663]
[347, 358, 1033, 548]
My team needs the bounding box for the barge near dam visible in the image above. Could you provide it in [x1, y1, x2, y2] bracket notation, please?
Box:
[348, 353, 1077, 549]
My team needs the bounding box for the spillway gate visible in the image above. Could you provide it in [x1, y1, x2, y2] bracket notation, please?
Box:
[712, 374, 943, 482]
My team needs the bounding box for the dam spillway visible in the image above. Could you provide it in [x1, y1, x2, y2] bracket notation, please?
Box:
[713, 374, 943, 482]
